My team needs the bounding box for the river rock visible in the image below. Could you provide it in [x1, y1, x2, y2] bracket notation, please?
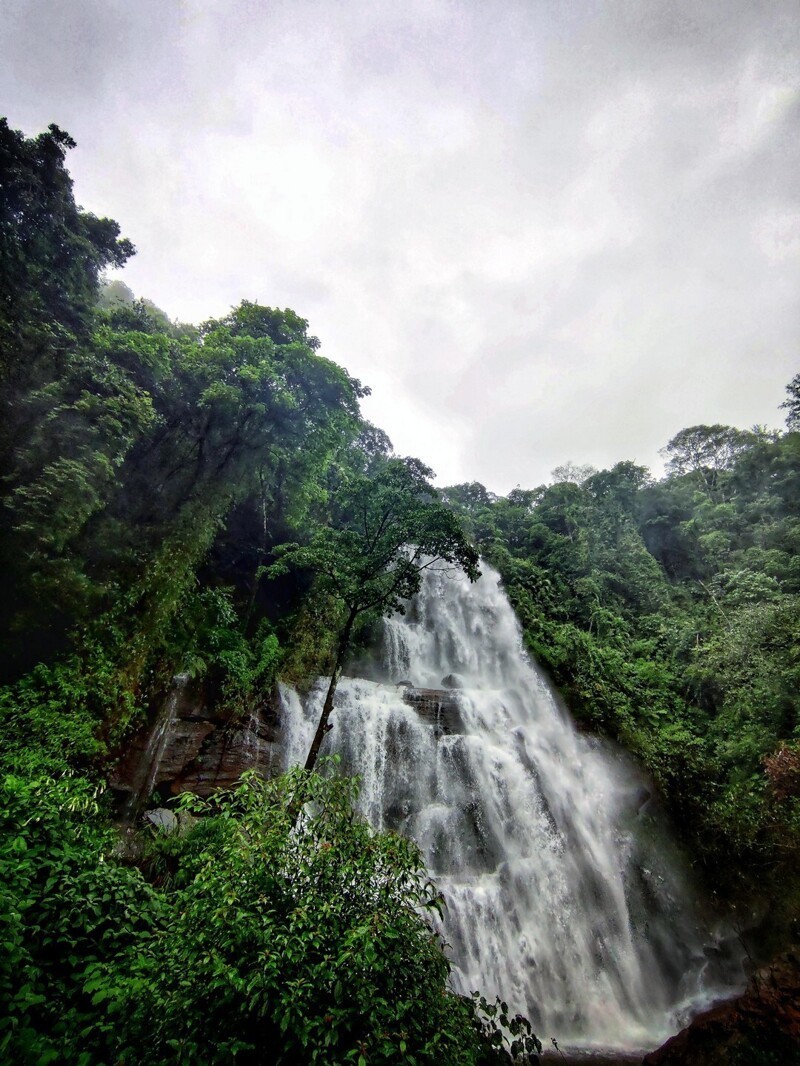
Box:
[145, 808, 178, 833]
[642, 949, 800, 1064]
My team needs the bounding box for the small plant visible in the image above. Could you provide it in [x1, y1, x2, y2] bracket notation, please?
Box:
[471, 993, 543, 1063]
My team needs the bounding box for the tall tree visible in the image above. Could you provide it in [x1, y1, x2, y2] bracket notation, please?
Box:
[780, 372, 800, 431]
[659, 424, 755, 499]
[0, 120, 134, 423]
[551, 461, 597, 485]
[274, 456, 479, 772]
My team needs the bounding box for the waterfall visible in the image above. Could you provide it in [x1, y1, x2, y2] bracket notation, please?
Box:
[279, 563, 740, 1053]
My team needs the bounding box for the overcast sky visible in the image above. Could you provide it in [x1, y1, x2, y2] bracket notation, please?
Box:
[3, 0, 799, 493]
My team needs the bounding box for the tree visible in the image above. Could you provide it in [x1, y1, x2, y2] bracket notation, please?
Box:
[274, 456, 479, 772]
[550, 461, 596, 485]
[584, 461, 652, 506]
[439, 481, 498, 513]
[0, 120, 134, 425]
[780, 372, 800, 431]
[659, 424, 755, 498]
[1, 769, 541, 1064]
[121, 770, 540, 1065]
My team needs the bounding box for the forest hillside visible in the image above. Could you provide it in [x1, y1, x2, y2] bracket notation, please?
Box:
[1, 119, 798, 1064]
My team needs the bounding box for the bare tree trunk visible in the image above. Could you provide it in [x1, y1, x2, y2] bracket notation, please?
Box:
[303, 608, 357, 773]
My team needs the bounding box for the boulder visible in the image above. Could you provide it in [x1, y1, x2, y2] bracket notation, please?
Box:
[643, 949, 800, 1064]
[144, 808, 178, 833]
[440, 673, 465, 689]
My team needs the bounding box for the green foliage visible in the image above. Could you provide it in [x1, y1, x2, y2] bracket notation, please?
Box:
[0, 644, 141, 778]
[273, 455, 480, 770]
[275, 456, 480, 622]
[659, 424, 758, 499]
[175, 585, 283, 712]
[6, 332, 162, 614]
[0, 769, 539, 1065]
[470, 995, 542, 1063]
[121, 769, 534, 1065]
[0, 771, 160, 1063]
[275, 585, 345, 690]
[780, 372, 800, 430]
[0, 119, 134, 444]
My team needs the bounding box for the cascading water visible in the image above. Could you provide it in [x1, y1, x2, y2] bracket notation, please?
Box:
[279, 563, 740, 1053]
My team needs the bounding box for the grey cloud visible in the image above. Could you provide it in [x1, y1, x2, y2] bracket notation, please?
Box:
[1, 0, 797, 494]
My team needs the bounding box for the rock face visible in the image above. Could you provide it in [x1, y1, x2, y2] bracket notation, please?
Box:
[643, 949, 800, 1065]
[401, 687, 462, 737]
[110, 676, 282, 814]
[170, 703, 281, 794]
[112, 681, 468, 816]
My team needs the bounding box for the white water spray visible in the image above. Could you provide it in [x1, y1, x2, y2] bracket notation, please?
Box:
[279, 564, 739, 1052]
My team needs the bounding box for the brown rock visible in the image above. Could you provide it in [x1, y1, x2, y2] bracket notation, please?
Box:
[643, 949, 800, 1065]
[110, 677, 283, 812]
[401, 687, 463, 736]
[172, 704, 282, 795]
[109, 676, 211, 807]
[764, 743, 800, 802]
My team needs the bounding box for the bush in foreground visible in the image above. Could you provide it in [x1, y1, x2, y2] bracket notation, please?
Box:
[1, 768, 541, 1064]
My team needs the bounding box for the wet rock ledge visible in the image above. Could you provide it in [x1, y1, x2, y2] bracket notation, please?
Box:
[400, 686, 462, 736]
[643, 948, 800, 1064]
[111, 680, 465, 814]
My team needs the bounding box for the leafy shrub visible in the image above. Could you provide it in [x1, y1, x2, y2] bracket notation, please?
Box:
[123, 768, 539, 1064]
[0, 772, 160, 1063]
[1, 768, 540, 1064]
